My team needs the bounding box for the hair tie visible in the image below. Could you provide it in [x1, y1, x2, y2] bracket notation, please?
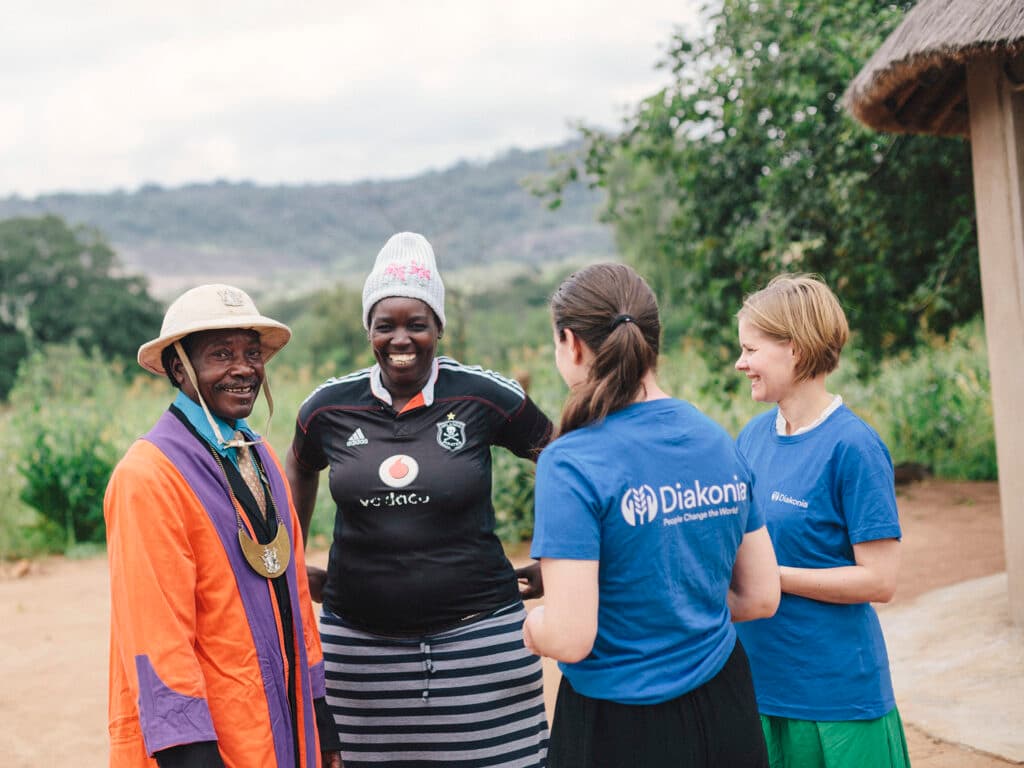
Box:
[610, 314, 635, 330]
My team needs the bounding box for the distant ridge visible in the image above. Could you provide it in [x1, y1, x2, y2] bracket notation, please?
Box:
[0, 144, 612, 298]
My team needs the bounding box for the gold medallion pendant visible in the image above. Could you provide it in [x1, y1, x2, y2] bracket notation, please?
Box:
[238, 522, 291, 578]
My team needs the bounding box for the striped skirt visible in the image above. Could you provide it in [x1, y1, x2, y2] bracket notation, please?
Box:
[320, 601, 549, 767]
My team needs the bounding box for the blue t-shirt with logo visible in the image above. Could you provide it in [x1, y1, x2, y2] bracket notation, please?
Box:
[531, 398, 764, 705]
[735, 405, 901, 721]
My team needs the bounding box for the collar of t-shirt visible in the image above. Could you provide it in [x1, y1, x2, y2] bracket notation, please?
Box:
[173, 390, 255, 468]
[369, 357, 439, 413]
[775, 394, 844, 436]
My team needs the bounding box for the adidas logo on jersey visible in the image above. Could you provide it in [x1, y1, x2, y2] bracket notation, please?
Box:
[346, 428, 369, 447]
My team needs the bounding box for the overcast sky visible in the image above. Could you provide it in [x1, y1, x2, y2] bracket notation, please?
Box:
[0, 1, 701, 198]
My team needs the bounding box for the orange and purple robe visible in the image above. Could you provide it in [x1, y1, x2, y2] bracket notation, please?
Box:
[105, 408, 325, 767]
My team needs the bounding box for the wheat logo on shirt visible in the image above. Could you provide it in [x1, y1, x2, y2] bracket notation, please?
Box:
[621, 485, 658, 526]
[436, 412, 467, 451]
[379, 455, 419, 488]
[346, 428, 369, 447]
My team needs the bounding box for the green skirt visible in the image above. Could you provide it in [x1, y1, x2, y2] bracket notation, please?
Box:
[762, 707, 911, 768]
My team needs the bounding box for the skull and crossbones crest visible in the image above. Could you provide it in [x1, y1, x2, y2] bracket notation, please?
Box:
[436, 413, 467, 451]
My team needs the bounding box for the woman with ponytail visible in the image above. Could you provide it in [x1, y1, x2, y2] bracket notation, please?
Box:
[523, 263, 780, 767]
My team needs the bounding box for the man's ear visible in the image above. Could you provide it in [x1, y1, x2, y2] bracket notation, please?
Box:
[169, 354, 185, 387]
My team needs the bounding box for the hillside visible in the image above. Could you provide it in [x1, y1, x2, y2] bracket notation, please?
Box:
[0, 145, 612, 298]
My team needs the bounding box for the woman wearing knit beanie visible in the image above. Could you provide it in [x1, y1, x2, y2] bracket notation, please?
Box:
[287, 232, 553, 767]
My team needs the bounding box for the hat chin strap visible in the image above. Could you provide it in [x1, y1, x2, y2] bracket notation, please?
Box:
[173, 341, 274, 448]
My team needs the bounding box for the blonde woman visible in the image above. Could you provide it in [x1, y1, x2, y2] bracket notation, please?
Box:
[734, 274, 910, 767]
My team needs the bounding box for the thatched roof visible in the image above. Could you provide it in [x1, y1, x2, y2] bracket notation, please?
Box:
[845, 0, 1024, 136]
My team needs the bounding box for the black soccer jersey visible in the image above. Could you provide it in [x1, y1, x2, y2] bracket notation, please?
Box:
[293, 356, 553, 633]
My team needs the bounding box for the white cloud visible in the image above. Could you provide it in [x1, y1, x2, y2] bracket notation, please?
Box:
[0, 0, 701, 196]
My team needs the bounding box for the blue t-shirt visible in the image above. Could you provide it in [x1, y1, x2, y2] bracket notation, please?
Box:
[531, 398, 764, 705]
[735, 404, 901, 721]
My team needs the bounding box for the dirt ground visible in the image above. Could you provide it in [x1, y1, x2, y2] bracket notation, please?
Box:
[0, 479, 1016, 767]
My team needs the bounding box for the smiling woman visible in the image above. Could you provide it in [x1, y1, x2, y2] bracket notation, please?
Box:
[286, 232, 554, 767]
[733, 274, 910, 768]
[367, 296, 441, 410]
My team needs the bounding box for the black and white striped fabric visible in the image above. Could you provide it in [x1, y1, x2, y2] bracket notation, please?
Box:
[321, 602, 549, 767]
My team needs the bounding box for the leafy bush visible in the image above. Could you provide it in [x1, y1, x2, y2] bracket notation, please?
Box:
[492, 449, 538, 544]
[9, 345, 130, 549]
[0, 408, 42, 559]
[865, 321, 996, 480]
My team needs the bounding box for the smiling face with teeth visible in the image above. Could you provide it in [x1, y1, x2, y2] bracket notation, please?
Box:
[368, 297, 441, 403]
[172, 329, 265, 422]
[734, 318, 798, 405]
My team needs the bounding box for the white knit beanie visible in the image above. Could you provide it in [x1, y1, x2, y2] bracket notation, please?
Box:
[362, 232, 446, 330]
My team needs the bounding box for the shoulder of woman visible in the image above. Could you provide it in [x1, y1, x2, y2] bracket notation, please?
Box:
[537, 436, 596, 486]
[298, 367, 374, 411]
[436, 357, 527, 406]
[827, 413, 894, 474]
[829, 406, 887, 447]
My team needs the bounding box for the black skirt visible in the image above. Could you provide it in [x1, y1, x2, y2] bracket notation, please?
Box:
[548, 639, 768, 768]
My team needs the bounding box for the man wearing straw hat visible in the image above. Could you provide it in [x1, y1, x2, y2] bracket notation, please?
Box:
[104, 284, 342, 767]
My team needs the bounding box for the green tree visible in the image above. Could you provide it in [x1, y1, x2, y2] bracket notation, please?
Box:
[0, 216, 162, 398]
[539, 0, 978, 368]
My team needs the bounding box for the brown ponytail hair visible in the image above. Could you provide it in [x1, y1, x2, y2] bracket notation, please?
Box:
[551, 263, 660, 436]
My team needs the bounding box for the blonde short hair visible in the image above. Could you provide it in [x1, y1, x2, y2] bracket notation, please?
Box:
[738, 274, 849, 381]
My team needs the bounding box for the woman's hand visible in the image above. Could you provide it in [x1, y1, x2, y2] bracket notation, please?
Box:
[514, 561, 544, 600]
[322, 750, 343, 767]
[306, 565, 327, 603]
[522, 607, 541, 655]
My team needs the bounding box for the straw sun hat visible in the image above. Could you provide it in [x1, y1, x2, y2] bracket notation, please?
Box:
[137, 284, 291, 376]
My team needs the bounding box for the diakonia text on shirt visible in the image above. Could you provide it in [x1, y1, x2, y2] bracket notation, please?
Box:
[620, 477, 749, 526]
